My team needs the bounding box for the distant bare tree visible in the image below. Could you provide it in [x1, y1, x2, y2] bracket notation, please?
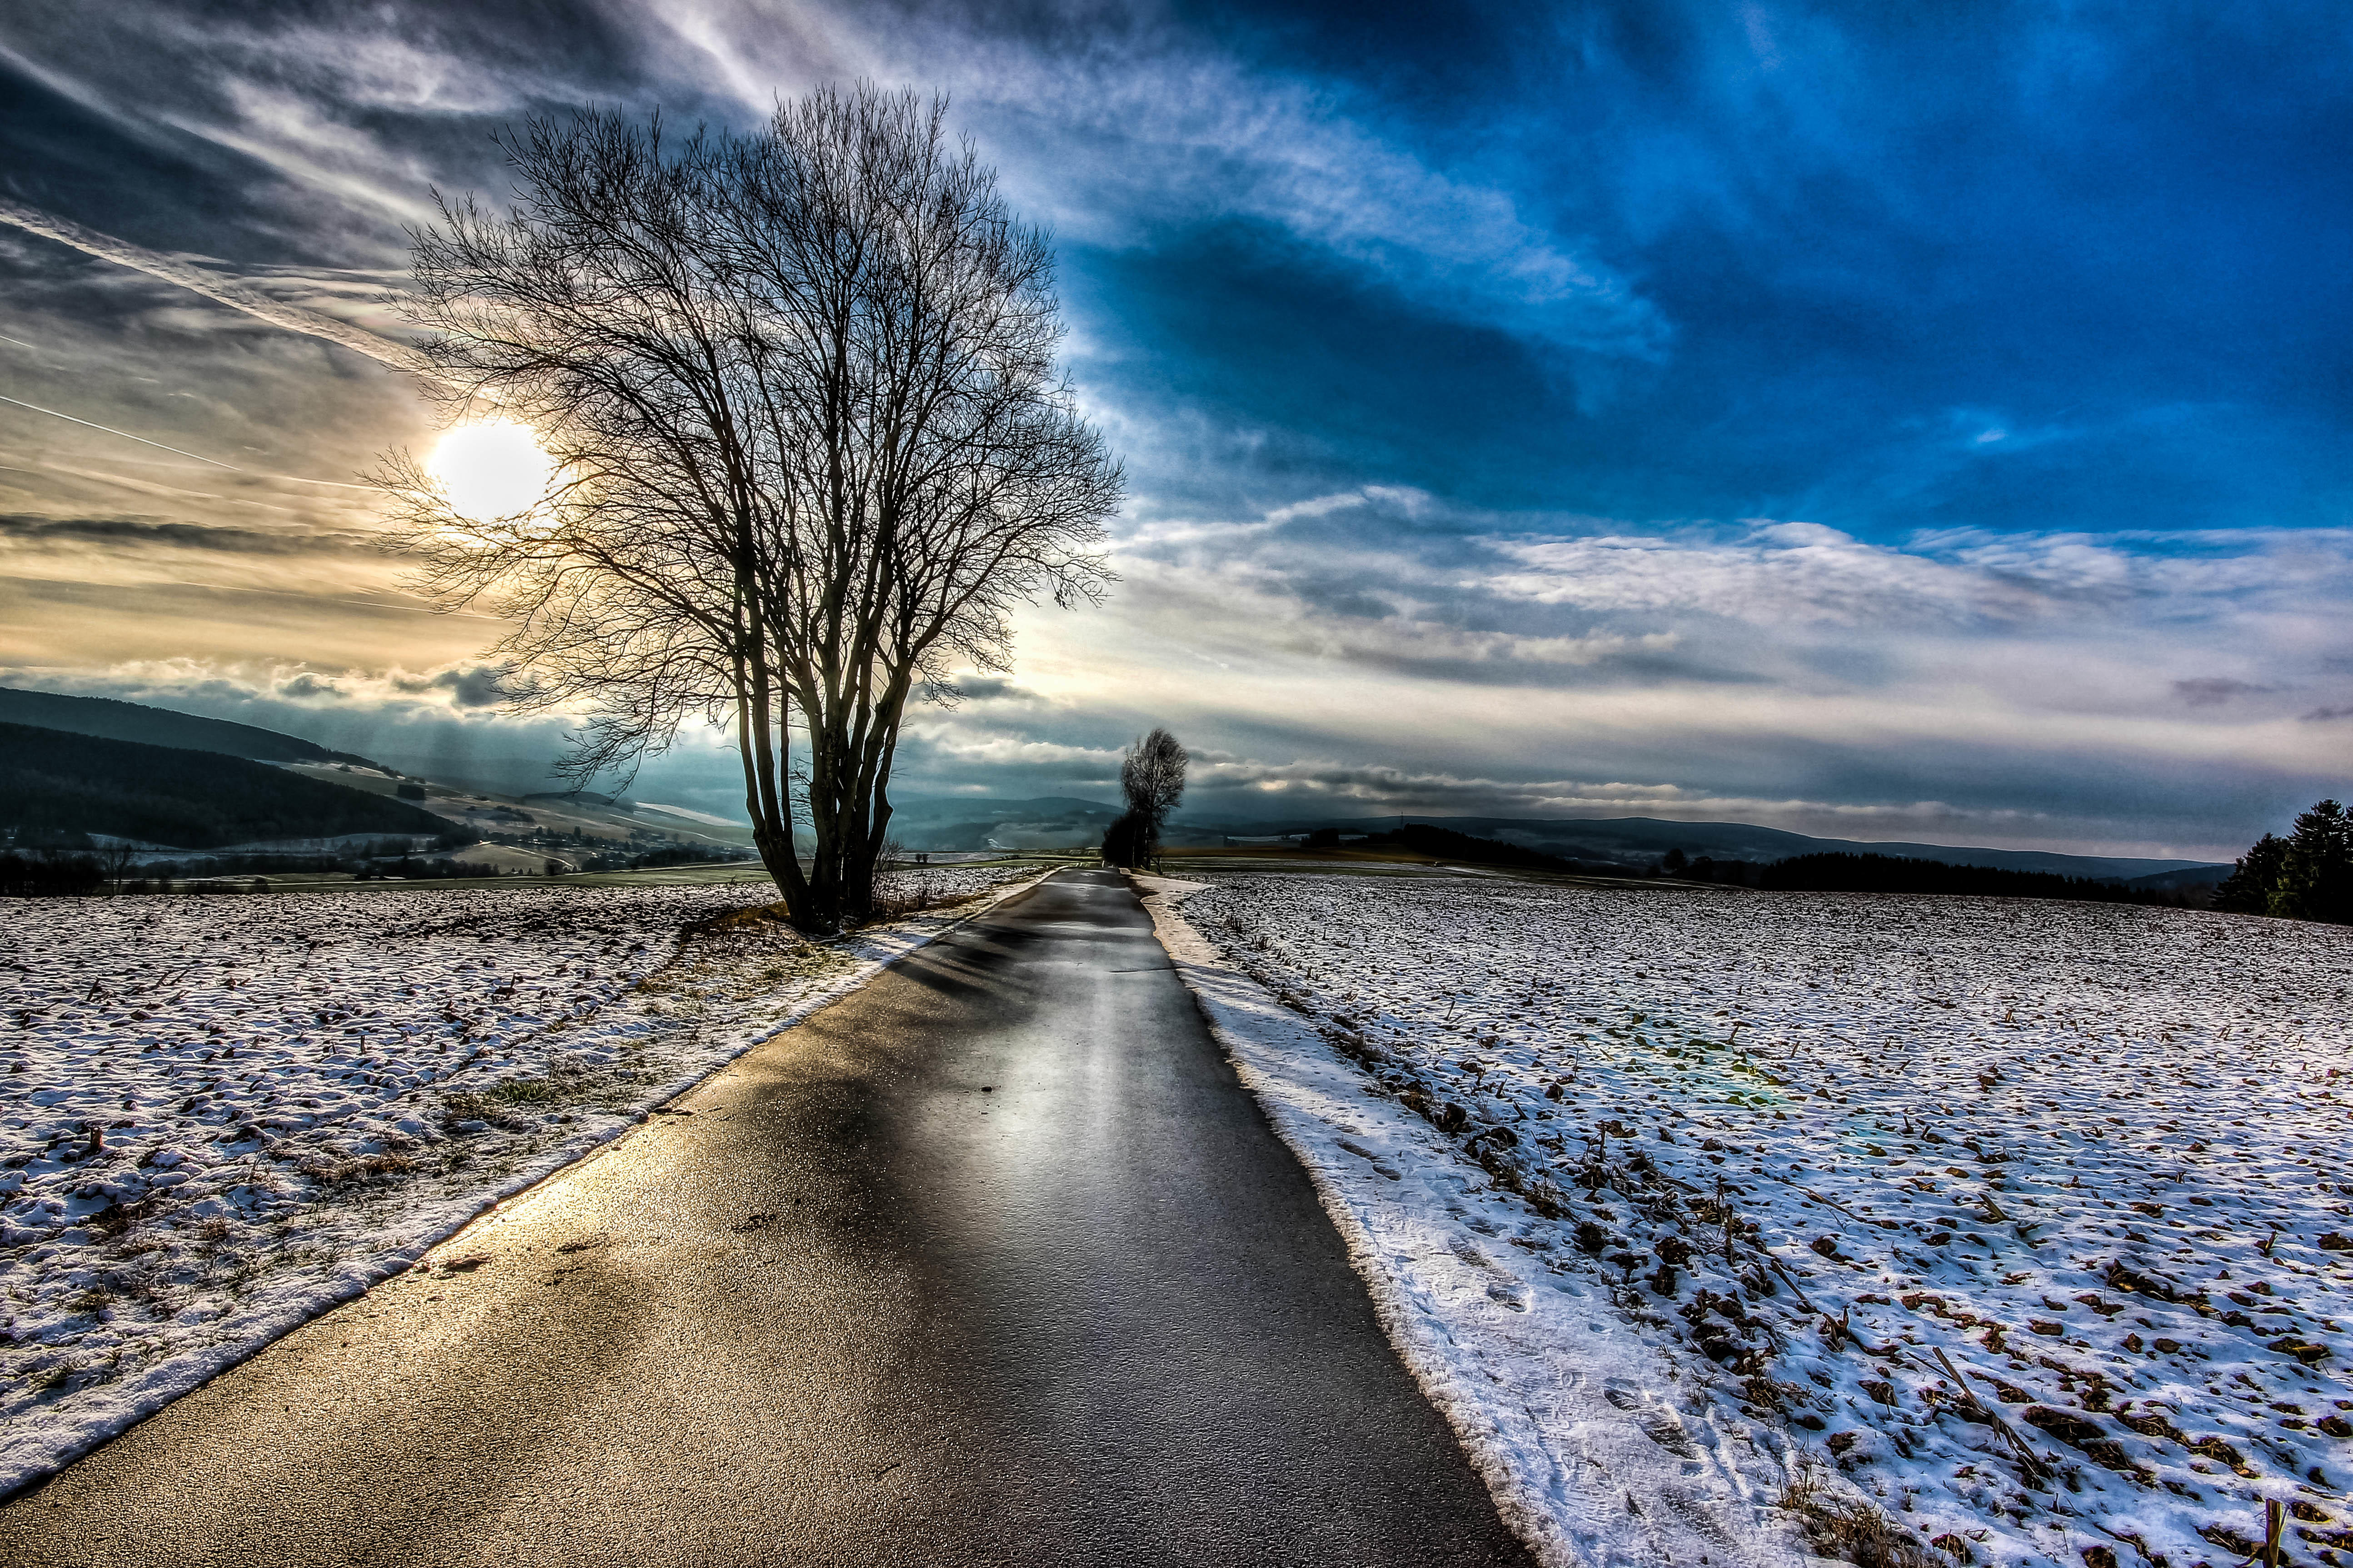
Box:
[377, 86, 1121, 931]
[95, 839, 140, 893]
[1103, 727, 1186, 868]
[1122, 728, 1188, 836]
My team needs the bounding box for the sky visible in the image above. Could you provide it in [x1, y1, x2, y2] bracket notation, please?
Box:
[0, 0, 2348, 859]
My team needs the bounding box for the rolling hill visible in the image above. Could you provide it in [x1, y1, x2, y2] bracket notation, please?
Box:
[0, 723, 455, 850]
[0, 686, 379, 766]
[0, 688, 758, 857]
[882, 797, 2224, 882]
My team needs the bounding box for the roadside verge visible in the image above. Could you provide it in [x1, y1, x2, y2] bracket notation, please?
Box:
[0, 865, 1055, 1498]
[1132, 872, 1812, 1568]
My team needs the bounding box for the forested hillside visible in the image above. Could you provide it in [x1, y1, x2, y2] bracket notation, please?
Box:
[0, 723, 455, 848]
[1757, 851, 2183, 903]
[0, 687, 363, 764]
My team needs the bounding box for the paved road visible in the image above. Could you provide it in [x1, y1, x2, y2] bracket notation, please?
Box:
[0, 869, 1533, 1567]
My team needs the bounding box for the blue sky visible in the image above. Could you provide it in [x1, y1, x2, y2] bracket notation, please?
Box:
[0, 0, 2348, 856]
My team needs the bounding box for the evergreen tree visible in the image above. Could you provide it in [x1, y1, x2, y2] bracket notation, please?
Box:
[2273, 799, 2353, 923]
[2213, 799, 2353, 923]
[2212, 834, 2289, 915]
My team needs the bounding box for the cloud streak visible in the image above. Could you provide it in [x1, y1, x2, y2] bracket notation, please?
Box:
[0, 513, 371, 553]
[625, 3, 1668, 360]
[0, 392, 241, 469]
[0, 199, 430, 374]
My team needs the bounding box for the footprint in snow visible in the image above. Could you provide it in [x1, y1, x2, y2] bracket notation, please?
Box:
[1604, 1382, 1700, 1458]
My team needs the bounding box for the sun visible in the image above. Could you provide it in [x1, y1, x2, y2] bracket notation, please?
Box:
[429, 420, 553, 522]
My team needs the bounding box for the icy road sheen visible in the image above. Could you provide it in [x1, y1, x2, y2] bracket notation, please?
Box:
[0, 869, 1530, 1567]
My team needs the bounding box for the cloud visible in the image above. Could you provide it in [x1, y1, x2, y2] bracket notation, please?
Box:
[0, 513, 367, 554]
[1118, 493, 2353, 697]
[24, 656, 528, 722]
[0, 199, 429, 371]
[946, 674, 1042, 704]
[392, 663, 509, 708]
[7, 1, 1670, 369]
[1480, 522, 2230, 628]
[1034, 65, 1667, 358]
[2173, 677, 2270, 708]
[623, 4, 1669, 363]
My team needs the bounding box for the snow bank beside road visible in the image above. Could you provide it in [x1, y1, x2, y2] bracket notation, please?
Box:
[0, 865, 1033, 1493]
[1138, 874, 1810, 1568]
[1143, 871, 2353, 1568]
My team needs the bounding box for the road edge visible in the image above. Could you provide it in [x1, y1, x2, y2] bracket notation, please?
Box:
[1130, 872, 1814, 1568]
[0, 864, 1062, 1502]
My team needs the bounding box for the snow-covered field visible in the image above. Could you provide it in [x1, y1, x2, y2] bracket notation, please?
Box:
[0, 865, 1031, 1492]
[1147, 870, 2352, 1568]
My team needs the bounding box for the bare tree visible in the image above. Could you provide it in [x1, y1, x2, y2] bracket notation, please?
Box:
[1103, 727, 1186, 867]
[95, 839, 140, 893]
[376, 87, 1121, 931]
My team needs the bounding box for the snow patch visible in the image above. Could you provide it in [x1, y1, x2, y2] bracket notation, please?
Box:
[1136, 874, 1813, 1568]
[1138, 871, 2353, 1568]
[0, 864, 1039, 1494]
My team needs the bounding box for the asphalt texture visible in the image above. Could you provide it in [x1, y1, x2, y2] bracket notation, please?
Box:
[0, 868, 1535, 1568]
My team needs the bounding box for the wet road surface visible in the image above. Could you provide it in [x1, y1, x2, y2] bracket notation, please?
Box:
[0, 869, 1534, 1567]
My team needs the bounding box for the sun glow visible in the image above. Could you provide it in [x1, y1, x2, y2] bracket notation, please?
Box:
[429, 420, 553, 521]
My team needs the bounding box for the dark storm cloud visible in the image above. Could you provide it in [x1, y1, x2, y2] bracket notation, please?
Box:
[391, 664, 509, 708]
[946, 675, 1043, 704]
[0, 513, 368, 553]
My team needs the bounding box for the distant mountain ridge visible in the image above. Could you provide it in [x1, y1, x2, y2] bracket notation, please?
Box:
[0, 688, 2232, 879]
[878, 796, 2222, 881]
[0, 687, 374, 766]
[881, 795, 1134, 850]
[1213, 812, 2222, 882]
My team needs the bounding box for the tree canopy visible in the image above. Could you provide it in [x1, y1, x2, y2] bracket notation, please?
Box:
[380, 87, 1120, 930]
[2213, 799, 2353, 923]
[1102, 727, 1186, 868]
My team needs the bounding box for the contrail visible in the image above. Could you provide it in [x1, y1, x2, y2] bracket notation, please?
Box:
[0, 392, 242, 469]
[0, 391, 380, 488]
[0, 198, 433, 376]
